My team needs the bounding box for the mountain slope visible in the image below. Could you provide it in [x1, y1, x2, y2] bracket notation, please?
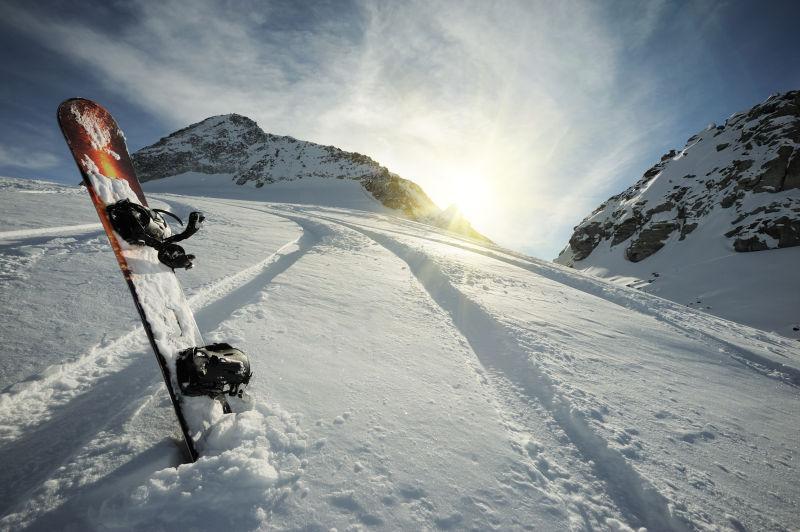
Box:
[556, 90, 800, 337]
[132, 114, 490, 242]
[1, 176, 798, 531]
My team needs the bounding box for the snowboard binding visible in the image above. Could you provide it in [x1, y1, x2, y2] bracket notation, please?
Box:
[106, 199, 204, 269]
[176, 343, 252, 399]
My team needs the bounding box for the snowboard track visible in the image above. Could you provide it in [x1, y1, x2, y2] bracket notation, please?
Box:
[292, 206, 800, 388]
[0, 230, 313, 440]
[0, 218, 317, 523]
[262, 207, 691, 532]
[0, 223, 103, 245]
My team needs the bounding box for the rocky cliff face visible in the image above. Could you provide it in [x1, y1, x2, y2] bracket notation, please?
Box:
[556, 90, 800, 266]
[132, 114, 490, 241]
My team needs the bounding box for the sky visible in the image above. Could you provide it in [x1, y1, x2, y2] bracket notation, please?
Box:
[1, 0, 798, 258]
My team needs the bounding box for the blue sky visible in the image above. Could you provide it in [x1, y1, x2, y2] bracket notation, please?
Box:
[1, 0, 798, 258]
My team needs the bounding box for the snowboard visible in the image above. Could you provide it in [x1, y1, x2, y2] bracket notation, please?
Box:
[57, 98, 225, 462]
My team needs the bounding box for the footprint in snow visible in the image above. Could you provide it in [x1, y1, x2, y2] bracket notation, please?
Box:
[333, 412, 352, 425]
[398, 484, 427, 500]
[677, 429, 716, 443]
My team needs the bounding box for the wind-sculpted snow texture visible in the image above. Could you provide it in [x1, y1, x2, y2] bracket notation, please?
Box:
[556, 91, 800, 338]
[0, 176, 798, 530]
[131, 114, 489, 242]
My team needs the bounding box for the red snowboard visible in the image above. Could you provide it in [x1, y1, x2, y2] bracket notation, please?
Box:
[58, 98, 225, 462]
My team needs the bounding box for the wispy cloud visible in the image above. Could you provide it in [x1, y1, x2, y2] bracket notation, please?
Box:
[1, 0, 729, 257]
[0, 143, 59, 171]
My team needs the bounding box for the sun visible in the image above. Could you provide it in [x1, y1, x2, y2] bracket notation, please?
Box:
[441, 168, 495, 231]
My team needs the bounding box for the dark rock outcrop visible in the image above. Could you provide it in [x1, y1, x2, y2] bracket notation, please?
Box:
[625, 222, 679, 262]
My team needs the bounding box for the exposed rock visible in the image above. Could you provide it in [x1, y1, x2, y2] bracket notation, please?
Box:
[363, 171, 446, 223]
[646, 201, 674, 218]
[720, 193, 737, 208]
[611, 215, 642, 246]
[556, 89, 800, 266]
[753, 145, 794, 191]
[428, 204, 493, 243]
[734, 236, 769, 252]
[643, 164, 664, 180]
[569, 221, 606, 261]
[784, 149, 800, 189]
[625, 222, 678, 262]
[725, 226, 742, 238]
[718, 159, 753, 189]
[763, 216, 800, 247]
[680, 222, 698, 240]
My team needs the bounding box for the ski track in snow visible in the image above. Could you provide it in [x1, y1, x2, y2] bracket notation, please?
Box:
[179, 200, 637, 530]
[295, 206, 800, 387]
[332, 223, 686, 531]
[0, 222, 315, 527]
[0, 231, 310, 443]
[0, 224, 103, 245]
[0, 232, 110, 284]
[217, 199, 799, 531]
[230, 203, 686, 531]
[1, 186, 797, 531]
[0, 200, 316, 530]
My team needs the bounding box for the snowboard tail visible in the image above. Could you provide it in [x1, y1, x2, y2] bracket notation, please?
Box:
[57, 98, 221, 462]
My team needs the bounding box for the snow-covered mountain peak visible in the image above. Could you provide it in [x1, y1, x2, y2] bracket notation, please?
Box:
[557, 90, 799, 267]
[554, 90, 800, 337]
[147, 113, 267, 151]
[132, 115, 490, 242]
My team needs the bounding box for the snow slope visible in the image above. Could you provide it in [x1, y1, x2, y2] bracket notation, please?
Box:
[0, 176, 798, 531]
[142, 172, 387, 212]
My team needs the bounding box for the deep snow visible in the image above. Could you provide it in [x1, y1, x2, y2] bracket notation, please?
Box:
[0, 176, 798, 531]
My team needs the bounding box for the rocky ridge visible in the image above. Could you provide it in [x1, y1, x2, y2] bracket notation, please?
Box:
[132, 114, 489, 242]
[556, 90, 800, 266]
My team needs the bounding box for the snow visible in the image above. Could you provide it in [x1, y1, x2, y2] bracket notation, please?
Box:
[556, 93, 800, 339]
[0, 224, 102, 245]
[143, 172, 387, 212]
[71, 105, 113, 153]
[576, 227, 800, 338]
[0, 176, 798, 531]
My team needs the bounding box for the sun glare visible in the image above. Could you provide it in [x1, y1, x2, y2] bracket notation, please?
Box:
[439, 168, 495, 232]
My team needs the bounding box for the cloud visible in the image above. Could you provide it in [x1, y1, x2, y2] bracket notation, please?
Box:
[0, 143, 59, 170]
[1, 0, 702, 257]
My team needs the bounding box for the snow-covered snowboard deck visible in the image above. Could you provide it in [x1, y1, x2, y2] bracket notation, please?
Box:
[57, 98, 223, 462]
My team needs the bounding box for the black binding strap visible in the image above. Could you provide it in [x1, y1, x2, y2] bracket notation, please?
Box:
[152, 208, 184, 225]
[105, 199, 204, 270]
[164, 211, 205, 244]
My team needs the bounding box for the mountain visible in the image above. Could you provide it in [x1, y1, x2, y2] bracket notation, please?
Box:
[556, 90, 800, 337]
[132, 114, 490, 242]
[1, 175, 798, 530]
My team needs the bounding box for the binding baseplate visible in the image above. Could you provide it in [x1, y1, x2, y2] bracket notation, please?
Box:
[176, 343, 253, 398]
